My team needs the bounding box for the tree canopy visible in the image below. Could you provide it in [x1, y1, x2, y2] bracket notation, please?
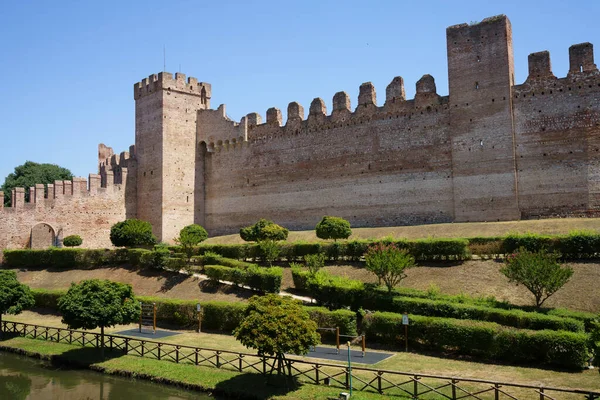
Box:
[57, 279, 140, 349]
[239, 219, 289, 242]
[1, 161, 73, 206]
[175, 224, 208, 261]
[365, 243, 414, 292]
[110, 219, 157, 248]
[315, 216, 352, 241]
[233, 294, 319, 359]
[500, 248, 573, 308]
[0, 270, 35, 327]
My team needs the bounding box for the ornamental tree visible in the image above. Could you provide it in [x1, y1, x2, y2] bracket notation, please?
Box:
[233, 294, 320, 376]
[365, 243, 415, 292]
[315, 216, 352, 242]
[500, 248, 573, 308]
[58, 280, 141, 352]
[239, 219, 288, 242]
[175, 224, 208, 262]
[110, 219, 157, 248]
[0, 271, 35, 332]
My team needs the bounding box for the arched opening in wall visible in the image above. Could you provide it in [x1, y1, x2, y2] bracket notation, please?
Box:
[201, 87, 207, 106]
[30, 223, 56, 249]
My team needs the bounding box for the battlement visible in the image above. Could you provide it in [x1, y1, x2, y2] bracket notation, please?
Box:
[0, 171, 130, 213]
[133, 72, 212, 105]
[199, 75, 445, 151]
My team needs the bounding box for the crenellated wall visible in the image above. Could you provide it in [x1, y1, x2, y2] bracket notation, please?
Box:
[513, 43, 600, 218]
[198, 75, 453, 235]
[2, 14, 599, 248]
[0, 157, 136, 251]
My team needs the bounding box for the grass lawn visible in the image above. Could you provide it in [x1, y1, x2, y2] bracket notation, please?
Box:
[204, 217, 600, 244]
[5, 311, 599, 398]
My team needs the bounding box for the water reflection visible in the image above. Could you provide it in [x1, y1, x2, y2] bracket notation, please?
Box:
[0, 351, 211, 400]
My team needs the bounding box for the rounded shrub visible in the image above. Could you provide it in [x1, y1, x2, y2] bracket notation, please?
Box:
[62, 235, 83, 247]
[110, 219, 157, 248]
[315, 216, 352, 241]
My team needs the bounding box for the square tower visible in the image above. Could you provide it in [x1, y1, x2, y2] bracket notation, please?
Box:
[447, 15, 520, 222]
[133, 72, 211, 241]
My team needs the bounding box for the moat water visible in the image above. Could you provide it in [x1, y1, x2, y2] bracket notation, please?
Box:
[0, 351, 213, 400]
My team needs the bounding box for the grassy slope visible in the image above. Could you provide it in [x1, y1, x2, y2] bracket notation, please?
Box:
[12, 265, 254, 302]
[204, 217, 600, 244]
[278, 260, 600, 312]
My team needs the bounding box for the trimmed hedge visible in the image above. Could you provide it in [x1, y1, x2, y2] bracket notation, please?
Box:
[205, 265, 282, 293]
[363, 312, 589, 369]
[294, 268, 586, 332]
[30, 289, 356, 335]
[387, 297, 584, 332]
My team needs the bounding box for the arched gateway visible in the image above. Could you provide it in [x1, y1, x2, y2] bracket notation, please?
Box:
[30, 223, 56, 249]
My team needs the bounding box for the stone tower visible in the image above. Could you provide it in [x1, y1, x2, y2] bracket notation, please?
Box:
[133, 72, 211, 241]
[447, 15, 520, 222]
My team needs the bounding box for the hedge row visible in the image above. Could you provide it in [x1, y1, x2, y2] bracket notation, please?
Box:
[204, 265, 283, 293]
[1, 248, 185, 271]
[363, 312, 589, 369]
[183, 238, 471, 262]
[30, 289, 356, 336]
[293, 268, 587, 332]
[385, 297, 584, 332]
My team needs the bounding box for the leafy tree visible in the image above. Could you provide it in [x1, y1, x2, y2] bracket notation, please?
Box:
[175, 224, 208, 262]
[62, 235, 83, 247]
[304, 253, 325, 276]
[365, 243, 414, 292]
[0, 271, 35, 333]
[258, 240, 281, 267]
[233, 294, 320, 377]
[110, 219, 157, 248]
[500, 248, 573, 308]
[1, 161, 73, 206]
[58, 279, 141, 354]
[240, 219, 288, 242]
[315, 216, 352, 242]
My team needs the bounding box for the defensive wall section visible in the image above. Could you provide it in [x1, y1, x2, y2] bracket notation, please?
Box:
[195, 16, 600, 236]
[0, 146, 136, 251]
[1, 14, 599, 248]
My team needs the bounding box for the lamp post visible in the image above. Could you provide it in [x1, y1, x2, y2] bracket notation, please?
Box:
[347, 341, 352, 397]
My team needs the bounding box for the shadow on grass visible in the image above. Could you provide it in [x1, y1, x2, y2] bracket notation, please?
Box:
[56, 346, 125, 367]
[214, 372, 302, 400]
[197, 280, 255, 300]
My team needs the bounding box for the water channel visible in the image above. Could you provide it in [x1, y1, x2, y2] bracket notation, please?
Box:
[0, 351, 213, 400]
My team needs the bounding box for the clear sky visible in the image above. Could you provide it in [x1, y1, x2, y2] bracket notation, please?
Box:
[1, 0, 598, 185]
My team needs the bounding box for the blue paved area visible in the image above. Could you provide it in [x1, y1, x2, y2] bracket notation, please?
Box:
[114, 328, 181, 340]
[303, 346, 394, 365]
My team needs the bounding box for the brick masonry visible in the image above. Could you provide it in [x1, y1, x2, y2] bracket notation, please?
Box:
[0, 14, 599, 249]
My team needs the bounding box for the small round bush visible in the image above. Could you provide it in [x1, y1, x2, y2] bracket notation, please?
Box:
[315, 216, 352, 241]
[110, 219, 157, 248]
[62, 235, 83, 247]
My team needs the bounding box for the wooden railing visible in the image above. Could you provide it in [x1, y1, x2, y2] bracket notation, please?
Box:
[1, 320, 598, 400]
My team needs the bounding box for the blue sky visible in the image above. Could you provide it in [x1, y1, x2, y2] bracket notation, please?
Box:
[1, 0, 598, 184]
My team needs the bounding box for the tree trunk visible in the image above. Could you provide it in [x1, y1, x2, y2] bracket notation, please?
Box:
[0, 313, 3, 338]
[101, 326, 105, 359]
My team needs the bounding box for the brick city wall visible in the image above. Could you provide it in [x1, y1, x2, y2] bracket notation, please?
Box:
[1, 14, 599, 248]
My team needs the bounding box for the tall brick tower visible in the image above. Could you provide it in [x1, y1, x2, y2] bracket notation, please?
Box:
[447, 15, 520, 222]
[133, 72, 211, 241]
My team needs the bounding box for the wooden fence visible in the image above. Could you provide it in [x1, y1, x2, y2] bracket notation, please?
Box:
[1, 320, 598, 400]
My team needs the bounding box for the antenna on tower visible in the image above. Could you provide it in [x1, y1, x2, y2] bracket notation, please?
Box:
[163, 45, 166, 72]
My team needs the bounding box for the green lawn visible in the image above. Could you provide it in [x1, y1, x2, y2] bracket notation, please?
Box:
[4, 311, 599, 399]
